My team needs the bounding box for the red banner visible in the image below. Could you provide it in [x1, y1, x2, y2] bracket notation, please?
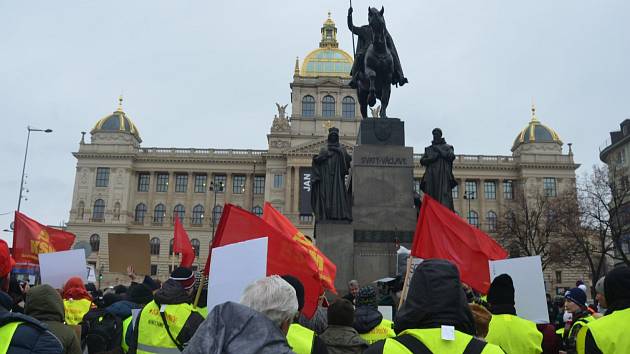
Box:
[205, 204, 323, 318]
[13, 211, 76, 264]
[262, 202, 337, 293]
[173, 216, 195, 268]
[411, 195, 508, 293]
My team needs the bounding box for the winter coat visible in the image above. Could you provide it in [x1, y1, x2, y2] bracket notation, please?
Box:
[106, 300, 142, 319]
[320, 325, 368, 354]
[24, 285, 82, 354]
[353, 306, 382, 334]
[297, 306, 328, 334]
[182, 301, 295, 354]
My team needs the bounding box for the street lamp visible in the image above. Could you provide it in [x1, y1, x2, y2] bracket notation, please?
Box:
[463, 190, 475, 224]
[209, 180, 225, 238]
[17, 126, 53, 211]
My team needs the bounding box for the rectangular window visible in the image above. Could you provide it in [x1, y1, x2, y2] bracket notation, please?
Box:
[156, 173, 169, 192]
[254, 176, 265, 194]
[413, 179, 421, 194]
[555, 271, 562, 283]
[452, 184, 459, 199]
[150, 264, 158, 276]
[95, 168, 110, 187]
[233, 175, 246, 194]
[194, 175, 207, 193]
[484, 181, 496, 200]
[543, 177, 557, 197]
[503, 180, 514, 200]
[175, 174, 188, 193]
[300, 215, 314, 224]
[138, 173, 150, 192]
[273, 174, 284, 189]
[213, 175, 226, 193]
[465, 181, 477, 199]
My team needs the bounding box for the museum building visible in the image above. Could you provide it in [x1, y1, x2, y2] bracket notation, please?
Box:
[65, 14, 587, 295]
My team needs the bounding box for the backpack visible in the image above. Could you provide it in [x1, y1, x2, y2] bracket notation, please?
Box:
[83, 308, 123, 354]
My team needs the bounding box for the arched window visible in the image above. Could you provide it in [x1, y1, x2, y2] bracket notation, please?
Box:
[342, 96, 355, 118]
[468, 210, 479, 227]
[77, 201, 85, 220]
[89, 234, 100, 252]
[92, 199, 105, 220]
[322, 95, 335, 117]
[113, 202, 121, 220]
[135, 203, 147, 223]
[150, 237, 160, 255]
[302, 95, 315, 117]
[252, 205, 263, 217]
[212, 205, 223, 222]
[169, 238, 174, 256]
[154, 204, 166, 224]
[486, 211, 497, 232]
[191, 238, 200, 257]
[173, 204, 185, 221]
[192, 205, 204, 225]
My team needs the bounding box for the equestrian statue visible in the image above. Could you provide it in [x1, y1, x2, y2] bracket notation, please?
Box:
[348, 6, 408, 118]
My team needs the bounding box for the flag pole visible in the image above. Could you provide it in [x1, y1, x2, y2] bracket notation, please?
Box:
[193, 273, 205, 309]
[350, 0, 356, 57]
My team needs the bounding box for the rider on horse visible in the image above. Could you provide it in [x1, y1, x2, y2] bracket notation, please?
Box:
[347, 6, 408, 89]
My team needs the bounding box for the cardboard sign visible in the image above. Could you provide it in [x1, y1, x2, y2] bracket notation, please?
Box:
[398, 256, 423, 309]
[489, 256, 549, 323]
[108, 234, 150, 275]
[207, 237, 268, 311]
[39, 249, 87, 289]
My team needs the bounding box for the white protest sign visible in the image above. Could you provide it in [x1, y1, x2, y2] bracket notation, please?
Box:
[489, 255, 549, 323]
[207, 237, 268, 311]
[39, 249, 87, 289]
[378, 306, 393, 321]
[86, 265, 96, 283]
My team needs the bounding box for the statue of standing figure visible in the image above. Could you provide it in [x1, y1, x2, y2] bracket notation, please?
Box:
[420, 128, 458, 211]
[311, 127, 352, 222]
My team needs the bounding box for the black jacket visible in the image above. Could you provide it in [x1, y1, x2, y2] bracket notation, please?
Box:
[353, 306, 382, 334]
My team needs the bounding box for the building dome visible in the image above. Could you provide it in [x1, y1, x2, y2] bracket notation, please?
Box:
[511, 105, 562, 152]
[300, 13, 353, 77]
[91, 97, 141, 142]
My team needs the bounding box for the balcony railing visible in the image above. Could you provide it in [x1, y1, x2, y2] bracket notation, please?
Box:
[138, 147, 266, 157]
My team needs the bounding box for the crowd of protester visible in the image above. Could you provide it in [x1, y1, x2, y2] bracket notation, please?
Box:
[2, 238, 630, 354]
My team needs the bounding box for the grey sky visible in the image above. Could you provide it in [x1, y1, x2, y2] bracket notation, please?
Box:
[1, 0, 629, 242]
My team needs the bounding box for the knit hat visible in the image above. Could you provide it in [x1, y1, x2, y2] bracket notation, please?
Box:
[281, 275, 305, 312]
[170, 267, 195, 290]
[142, 275, 160, 292]
[0, 240, 15, 279]
[565, 287, 587, 308]
[128, 283, 153, 305]
[595, 277, 605, 295]
[356, 286, 378, 308]
[487, 274, 515, 306]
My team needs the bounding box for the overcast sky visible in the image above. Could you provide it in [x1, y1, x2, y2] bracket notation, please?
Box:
[1, 0, 629, 242]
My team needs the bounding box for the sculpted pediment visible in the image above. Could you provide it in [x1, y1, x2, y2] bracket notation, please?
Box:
[284, 138, 354, 156]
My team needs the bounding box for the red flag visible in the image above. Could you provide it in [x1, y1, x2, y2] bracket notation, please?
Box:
[13, 211, 76, 264]
[262, 202, 337, 293]
[411, 195, 508, 293]
[173, 216, 195, 268]
[204, 204, 323, 318]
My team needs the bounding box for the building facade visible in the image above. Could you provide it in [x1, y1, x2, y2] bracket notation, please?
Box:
[66, 14, 587, 295]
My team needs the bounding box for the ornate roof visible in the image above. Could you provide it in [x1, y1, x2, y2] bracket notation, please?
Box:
[91, 96, 141, 141]
[512, 105, 562, 151]
[300, 13, 353, 78]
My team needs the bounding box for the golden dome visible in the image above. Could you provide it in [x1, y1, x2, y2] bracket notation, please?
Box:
[91, 96, 141, 141]
[512, 105, 562, 151]
[300, 13, 353, 77]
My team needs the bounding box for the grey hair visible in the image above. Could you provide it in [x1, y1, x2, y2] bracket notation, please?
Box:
[595, 276, 605, 295]
[348, 279, 359, 287]
[240, 275, 298, 327]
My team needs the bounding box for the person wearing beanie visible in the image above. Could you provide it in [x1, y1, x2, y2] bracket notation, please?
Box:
[364, 259, 504, 353]
[485, 274, 543, 354]
[320, 299, 368, 354]
[561, 287, 593, 354]
[580, 266, 630, 354]
[594, 276, 607, 316]
[129, 267, 204, 353]
[353, 286, 395, 345]
[282, 275, 329, 354]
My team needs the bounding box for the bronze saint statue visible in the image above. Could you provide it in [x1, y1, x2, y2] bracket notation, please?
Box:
[348, 6, 408, 118]
[420, 128, 457, 211]
[311, 127, 352, 222]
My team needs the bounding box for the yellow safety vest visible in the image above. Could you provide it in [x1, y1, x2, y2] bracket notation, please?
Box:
[137, 300, 194, 354]
[381, 328, 504, 353]
[121, 316, 132, 353]
[195, 307, 208, 319]
[63, 298, 92, 325]
[287, 323, 315, 354]
[360, 319, 396, 345]
[485, 314, 542, 354]
[566, 315, 593, 340]
[580, 308, 630, 354]
[0, 321, 22, 354]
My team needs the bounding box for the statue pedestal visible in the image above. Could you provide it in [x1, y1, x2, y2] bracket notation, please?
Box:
[315, 222, 354, 292]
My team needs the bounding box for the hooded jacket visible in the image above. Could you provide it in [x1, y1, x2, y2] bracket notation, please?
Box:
[182, 301, 295, 354]
[25, 284, 82, 354]
[353, 306, 383, 334]
[320, 325, 368, 354]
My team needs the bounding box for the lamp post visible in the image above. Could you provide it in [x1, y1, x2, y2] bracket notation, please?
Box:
[17, 126, 53, 211]
[209, 180, 224, 238]
[463, 190, 475, 224]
